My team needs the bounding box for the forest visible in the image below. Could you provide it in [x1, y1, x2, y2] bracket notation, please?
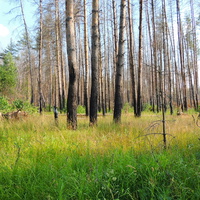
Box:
[0, 0, 200, 199]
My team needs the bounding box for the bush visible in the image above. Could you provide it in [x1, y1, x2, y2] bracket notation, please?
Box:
[77, 105, 85, 114]
[0, 96, 9, 110]
[122, 103, 133, 113]
[0, 96, 11, 112]
[23, 101, 38, 113]
[142, 103, 152, 112]
[13, 99, 24, 110]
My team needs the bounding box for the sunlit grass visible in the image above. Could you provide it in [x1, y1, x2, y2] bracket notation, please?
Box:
[0, 112, 200, 199]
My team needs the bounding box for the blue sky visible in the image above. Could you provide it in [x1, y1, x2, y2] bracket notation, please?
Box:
[0, 0, 35, 51]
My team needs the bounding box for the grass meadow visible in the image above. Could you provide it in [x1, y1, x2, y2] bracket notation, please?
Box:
[0, 112, 200, 199]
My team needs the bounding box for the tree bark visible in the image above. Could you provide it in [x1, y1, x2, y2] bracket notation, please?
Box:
[136, 0, 143, 117]
[176, 0, 187, 111]
[19, 0, 34, 105]
[90, 0, 99, 126]
[55, 0, 63, 111]
[113, 0, 126, 123]
[127, 0, 136, 115]
[38, 0, 43, 114]
[84, 0, 89, 116]
[66, 0, 78, 129]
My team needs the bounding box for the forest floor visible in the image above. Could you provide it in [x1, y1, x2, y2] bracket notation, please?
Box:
[0, 112, 200, 199]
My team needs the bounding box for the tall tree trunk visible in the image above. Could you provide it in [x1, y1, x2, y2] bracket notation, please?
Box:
[38, 0, 43, 114]
[55, 0, 63, 111]
[145, 0, 154, 112]
[66, 0, 78, 129]
[113, 0, 126, 123]
[98, 15, 105, 116]
[84, 0, 89, 116]
[136, 0, 143, 117]
[151, 0, 159, 113]
[47, 40, 53, 111]
[90, 0, 99, 126]
[186, 40, 196, 109]
[58, 22, 66, 111]
[169, 0, 181, 109]
[190, 0, 198, 110]
[176, 0, 187, 111]
[19, 0, 34, 105]
[128, 0, 136, 115]
[112, 0, 118, 102]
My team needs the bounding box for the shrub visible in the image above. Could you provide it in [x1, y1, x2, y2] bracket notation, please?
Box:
[23, 101, 38, 113]
[0, 96, 11, 112]
[122, 103, 133, 113]
[13, 99, 24, 110]
[77, 105, 85, 114]
[142, 103, 152, 112]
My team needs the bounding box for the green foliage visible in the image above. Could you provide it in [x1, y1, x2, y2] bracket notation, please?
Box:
[122, 103, 133, 113]
[0, 53, 17, 94]
[77, 105, 85, 114]
[22, 101, 38, 113]
[0, 96, 11, 112]
[197, 106, 200, 113]
[0, 98, 37, 114]
[142, 103, 152, 112]
[13, 99, 24, 110]
[0, 40, 18, 59]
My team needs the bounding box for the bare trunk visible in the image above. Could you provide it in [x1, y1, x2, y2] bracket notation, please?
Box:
[151, 0, 159, 113]
[112, 0, 118, 102]
[66, 0, 78, 129]
[55, 0, 63, 111]
[190, 0, 198, 110]
[84, 0, 89, 116]
[19, 0, 34, 105]
[176, 0, 187, 111]
[38, 0, 43, 114]
[113, 0, 126, 123]
[90, 0, 99, 126]
[136, 0, 143, 117]
[128, 0, 136, 115]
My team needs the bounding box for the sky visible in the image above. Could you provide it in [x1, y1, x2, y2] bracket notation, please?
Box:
[0, 0, 36, 52]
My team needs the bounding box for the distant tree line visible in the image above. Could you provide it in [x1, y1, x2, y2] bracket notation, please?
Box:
[1, 0, 200, 129]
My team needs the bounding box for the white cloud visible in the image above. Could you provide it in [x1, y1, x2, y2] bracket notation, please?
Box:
[0, 24, 9, 37]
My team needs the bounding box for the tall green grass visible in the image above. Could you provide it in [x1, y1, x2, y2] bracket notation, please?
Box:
[0, 113, 200, 199]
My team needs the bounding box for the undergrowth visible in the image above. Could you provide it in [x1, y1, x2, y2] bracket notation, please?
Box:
[0, 113, 200, 199]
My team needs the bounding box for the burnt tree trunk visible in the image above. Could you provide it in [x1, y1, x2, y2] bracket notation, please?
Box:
[113, 0, 126, 123]
[90, 0, 99, 126]
[66, 0, 78, 129]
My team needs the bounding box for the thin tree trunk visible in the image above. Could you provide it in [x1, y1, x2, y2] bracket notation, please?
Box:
[176, 0, 187, 111]
[169, 0, 181, 109]
[151, 0, 159, 113]
[128, 0, 136, 115]
[90, 0, 99, 126]
[190, 0, 198, 110]
[55, 0, 63, 111]
[113, 0, 126, 123]
[112, 0, 118, 102]
[136, 0, 143, 117]
[145, 0, 154, 112]
[19, 0, 34, 105]
[84, 0, 89, 116]
[38, 0, 43, 114]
